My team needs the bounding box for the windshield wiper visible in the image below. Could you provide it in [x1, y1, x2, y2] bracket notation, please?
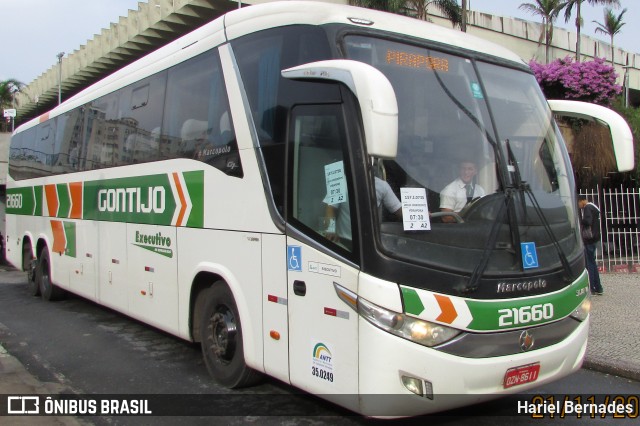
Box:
[464, 140, 573, 293]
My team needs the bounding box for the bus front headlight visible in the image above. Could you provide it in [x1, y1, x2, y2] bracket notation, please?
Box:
[357, 297, 461, 347]
[570, 296, 591, 322]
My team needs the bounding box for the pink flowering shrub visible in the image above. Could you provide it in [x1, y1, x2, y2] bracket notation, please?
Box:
[529, 57, 622, 106]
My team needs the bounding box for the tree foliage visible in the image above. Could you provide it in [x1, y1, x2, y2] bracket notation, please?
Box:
[519, 0, 568, 64]
[350, 0, 462, 28]
[1, 79, 25, 132]
[593, 7, 627, 66]
[563, 0, 620, 61]
[0, 79, 24, 109]
[529, 56, 621, 105]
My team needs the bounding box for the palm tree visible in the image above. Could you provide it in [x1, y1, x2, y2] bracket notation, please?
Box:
[519, 0, 568, 64]
[349, 0, 406, 13]
[1, 79, 24, 132]
[0, 79, 24, 110]
[563, 0, 620, 61]
[461, 0, 467, 32]
[350, 0, 463, 28]
[593, 7, 626, 67]
[406, 0, 462, 27]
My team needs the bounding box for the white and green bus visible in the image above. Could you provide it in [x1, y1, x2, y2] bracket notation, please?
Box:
[5, 1, 634, 417]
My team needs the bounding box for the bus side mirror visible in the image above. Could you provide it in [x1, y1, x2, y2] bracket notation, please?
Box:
[282, 59, 398, 159]
[548, 99, 635, 172]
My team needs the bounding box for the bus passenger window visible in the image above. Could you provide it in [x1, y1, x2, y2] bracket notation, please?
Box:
[163, 50, 242, 177]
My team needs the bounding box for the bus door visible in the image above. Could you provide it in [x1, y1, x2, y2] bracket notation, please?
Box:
[285, 101, 360, 402]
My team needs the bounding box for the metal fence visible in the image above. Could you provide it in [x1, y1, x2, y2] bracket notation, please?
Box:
[579, 186, 640, 272]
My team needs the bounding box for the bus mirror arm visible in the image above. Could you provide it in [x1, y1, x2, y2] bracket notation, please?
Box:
[281, 59, 398, 159]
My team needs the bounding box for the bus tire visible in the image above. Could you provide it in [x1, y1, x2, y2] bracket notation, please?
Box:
[36, 250, 65, 301]
[199, 283, 261, 388]
[24, 245, 39, 297]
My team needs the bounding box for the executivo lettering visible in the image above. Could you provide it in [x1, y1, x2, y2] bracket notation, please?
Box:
[134, 230, 173, 258]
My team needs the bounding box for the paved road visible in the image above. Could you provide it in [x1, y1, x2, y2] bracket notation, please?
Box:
[1, 267, 639, 425]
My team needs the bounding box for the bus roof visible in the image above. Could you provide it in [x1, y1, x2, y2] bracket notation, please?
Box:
[14, 1, 525, 134]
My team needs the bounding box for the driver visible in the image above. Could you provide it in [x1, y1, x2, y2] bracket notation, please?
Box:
[439, 160, 485, 222]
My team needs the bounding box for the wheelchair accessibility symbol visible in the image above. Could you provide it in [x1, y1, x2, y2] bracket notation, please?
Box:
[288, 245, 302, 271]
[520, 242, 539, 269]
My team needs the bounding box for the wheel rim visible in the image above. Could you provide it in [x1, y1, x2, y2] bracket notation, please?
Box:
[208, 306, 237, 364]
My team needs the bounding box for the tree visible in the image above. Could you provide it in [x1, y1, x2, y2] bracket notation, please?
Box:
[519, 0, 568, 64]
[0, 79, 24, 109]
[461, 0, 467, 32]
[406, 0, 462, 27]
[563, 0, 620, 61]
[529, 56, 621, 105]
[1, 79, 24, 132]
[349, 0, 406, 13]
[593, 7, 627, 67]
[351, 0, 463, 28]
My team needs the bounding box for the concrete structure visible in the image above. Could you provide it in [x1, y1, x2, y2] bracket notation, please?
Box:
[10, 0, 640, 124]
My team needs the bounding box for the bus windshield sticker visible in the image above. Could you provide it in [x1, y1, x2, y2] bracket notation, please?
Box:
[471, 82, 484, 99]
[401, 187, 431, 231]
[520, 242, 539, 269]
[323, 161, 347, 206]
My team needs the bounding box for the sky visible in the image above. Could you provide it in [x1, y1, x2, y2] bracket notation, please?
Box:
[1, 0, 638, 85]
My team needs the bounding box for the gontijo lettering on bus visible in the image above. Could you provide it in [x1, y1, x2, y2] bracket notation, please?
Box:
[5, 171, 204, 228]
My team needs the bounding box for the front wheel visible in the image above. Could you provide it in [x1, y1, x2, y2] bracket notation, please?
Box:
[35, 250, 65, 301]
[199, 283, 261, 388]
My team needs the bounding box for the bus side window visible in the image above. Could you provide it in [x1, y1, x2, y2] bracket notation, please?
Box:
[163, 50, 241, 177]
[287, 104, 356, 254]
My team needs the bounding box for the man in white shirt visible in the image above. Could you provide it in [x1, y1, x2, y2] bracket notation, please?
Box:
[439, 160, 485, 222]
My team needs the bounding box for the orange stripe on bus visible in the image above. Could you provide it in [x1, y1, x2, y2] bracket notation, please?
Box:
[39, 112, 50, 123]
[69, 182, 83, 219]
[44, 184, 59, 217]
[434, 294, 458, 324]
[172, 172, 187, 226]
[50, 220, 66, 254]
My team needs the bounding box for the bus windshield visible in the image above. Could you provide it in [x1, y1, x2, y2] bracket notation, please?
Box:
[344, 35, 579, 275]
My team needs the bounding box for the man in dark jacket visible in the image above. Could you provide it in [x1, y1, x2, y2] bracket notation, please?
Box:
[578, 195, 603, 295]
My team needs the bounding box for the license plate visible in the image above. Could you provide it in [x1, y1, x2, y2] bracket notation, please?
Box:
[503, 363, 540, 389]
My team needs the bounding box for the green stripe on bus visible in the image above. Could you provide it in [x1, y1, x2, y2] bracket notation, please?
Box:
[184, 170, 204, 228]
[63, 221, 77, 258]
[34, 186, 43, 216]
[402, 273, 589, 332]
[8, 170, 202, 228]
[401, 288, 425, 316]
[465, 274, 588, 331]
[83, 174, 177, 225]
[57, 183, 71, 218]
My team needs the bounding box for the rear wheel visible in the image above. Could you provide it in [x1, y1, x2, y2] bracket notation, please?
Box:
[36, 250, 65, 301]
[24, 245, 39, 297]
[199, 283, 261, 388]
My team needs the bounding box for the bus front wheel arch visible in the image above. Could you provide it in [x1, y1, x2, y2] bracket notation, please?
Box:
[198, 281, 261, 388]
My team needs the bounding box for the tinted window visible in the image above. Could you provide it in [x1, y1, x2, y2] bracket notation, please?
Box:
[163, 50, 242, 177]
[232, 25, 334, 212]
